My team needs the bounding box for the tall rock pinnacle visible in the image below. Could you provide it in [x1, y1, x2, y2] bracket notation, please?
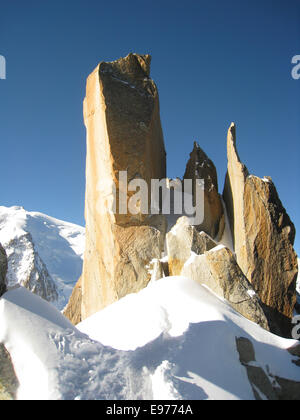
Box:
[72, 54, 167, 320]
[223, 123, 298, 337]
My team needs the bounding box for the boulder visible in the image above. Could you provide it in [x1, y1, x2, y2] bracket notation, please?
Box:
[112, 225, 163, 299]
[223, 123, 298, 337]
[182, 246, 270, 330]
[183, 142, 224, 240]
[77, 53, 167, 319]
[167, 216, 217, 276]
[0, 244, 7, 297]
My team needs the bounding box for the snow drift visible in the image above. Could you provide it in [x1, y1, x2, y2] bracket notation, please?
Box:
[1, 276, 299, 400]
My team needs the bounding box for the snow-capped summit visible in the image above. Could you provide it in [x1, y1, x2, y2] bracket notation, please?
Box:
[0, 206, 85, 310]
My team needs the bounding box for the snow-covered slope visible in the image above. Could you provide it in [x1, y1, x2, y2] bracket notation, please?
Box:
[0, 206, 85, 310]
[1, 277, 299, 400]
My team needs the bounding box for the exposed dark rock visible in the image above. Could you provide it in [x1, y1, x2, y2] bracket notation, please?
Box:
[236, 337, 300, 400]
[0, 244, 7, 297]
[184, 142, 224, 240]
[0, 344, 19, 400]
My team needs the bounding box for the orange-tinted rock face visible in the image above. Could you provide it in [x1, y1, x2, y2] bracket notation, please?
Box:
[223, 123, 298, 336]
[80, 54, 166, 319]
[63, 277, 82, 325]
[243, 175, 298, 331]
[65, 56, 297, 341]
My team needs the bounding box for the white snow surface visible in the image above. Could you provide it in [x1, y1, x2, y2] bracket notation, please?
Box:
[0, 206, 85, 310]
[1, 276, 299, 400]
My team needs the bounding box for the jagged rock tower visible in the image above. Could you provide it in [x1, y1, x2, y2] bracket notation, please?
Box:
[223, 123, 298, 336]
[77, 53, 167, 320]
[183, 142, 225, 240]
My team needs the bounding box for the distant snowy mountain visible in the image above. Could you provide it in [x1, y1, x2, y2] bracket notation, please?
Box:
[0, 206, 85, 310]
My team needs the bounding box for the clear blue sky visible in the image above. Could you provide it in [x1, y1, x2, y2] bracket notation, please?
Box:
[0, 0, 299, 253]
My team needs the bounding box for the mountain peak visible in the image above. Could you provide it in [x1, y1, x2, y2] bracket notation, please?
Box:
[0, 206, 85, 310]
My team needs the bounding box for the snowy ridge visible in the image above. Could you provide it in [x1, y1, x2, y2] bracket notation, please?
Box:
[0, 206, 85, 310]
[0, 277, 299, 400]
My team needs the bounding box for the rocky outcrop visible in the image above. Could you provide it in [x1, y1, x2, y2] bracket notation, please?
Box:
[223, 123, 298, 337]
[182, 246, 270, 330]
[65, 55, 297, 339]
[77, 53, 167, 320]
[183, 142, 224, 240]
[0, 344, 19, 400]
[167, 216, 217, 276]
[288, 343, 300, 367]
[0, 244, 7, 297]
[236, 337, 300, 400]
